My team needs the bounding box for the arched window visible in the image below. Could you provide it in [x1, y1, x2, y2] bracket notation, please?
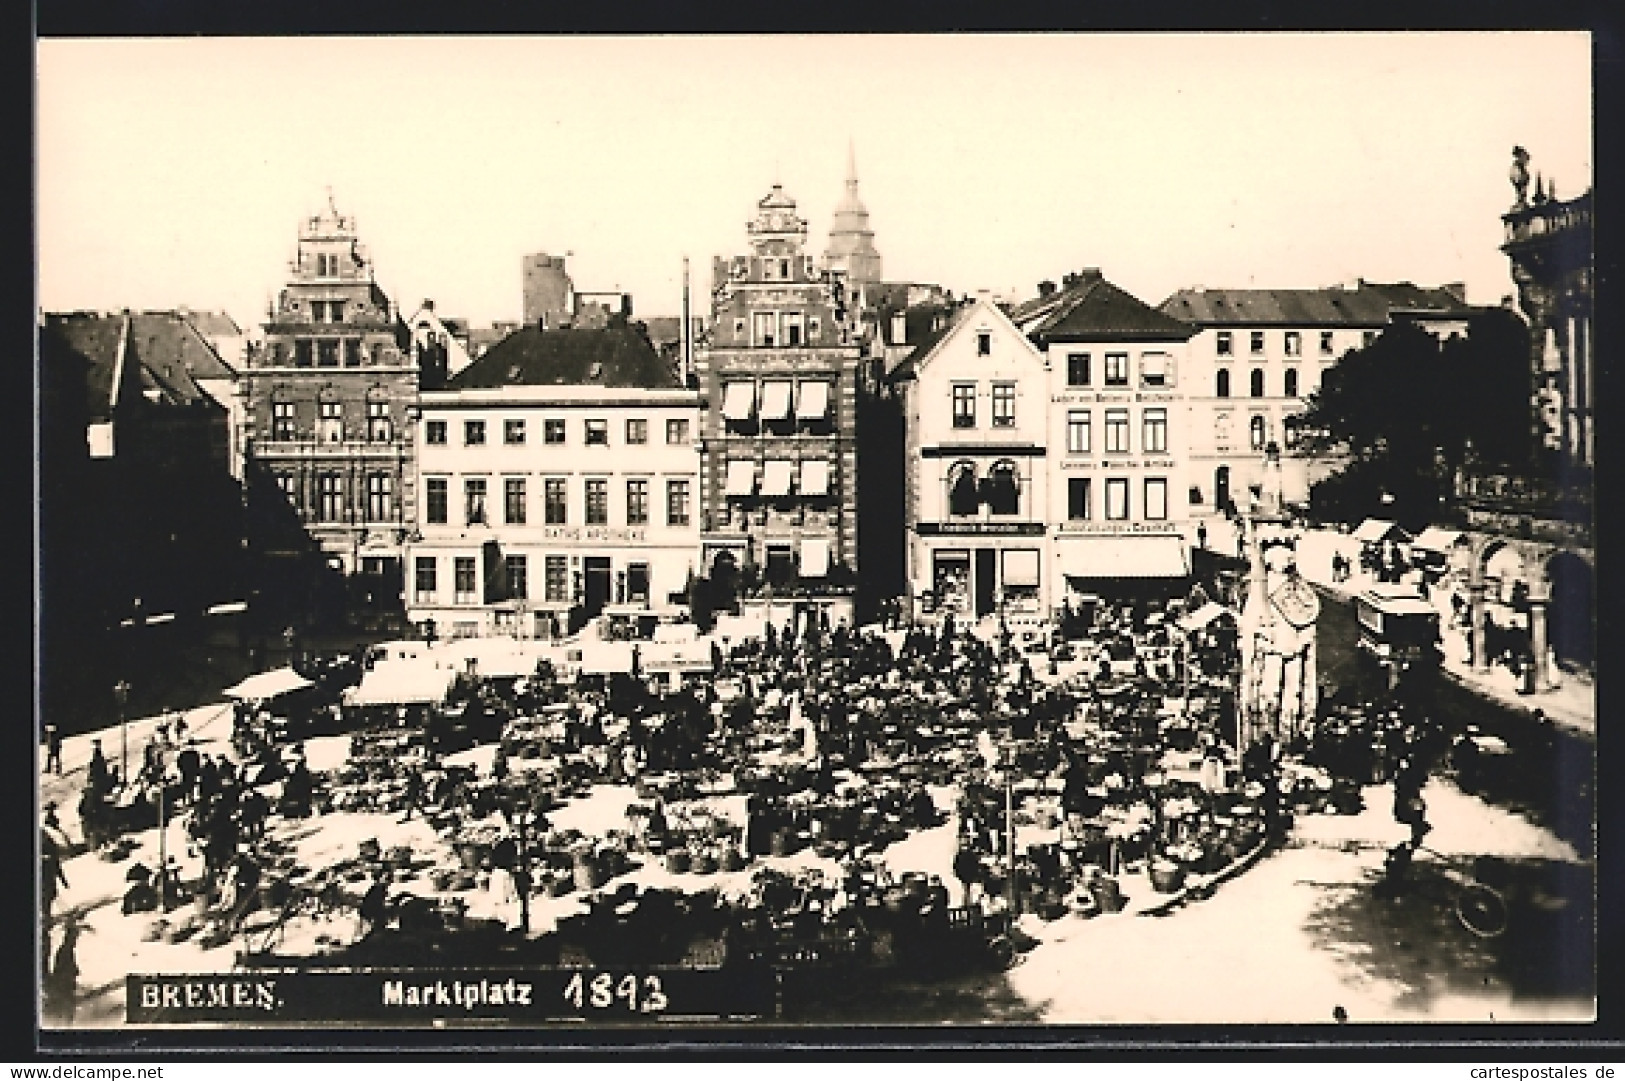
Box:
[1250, 415, 1267, 449]
[947, 462, 980, 517]
[984, 460, 1020, 516]
[1284, 368, 1299, 397]
[1250, 368, 1265, 397]
[1215, 368, 1230, 398]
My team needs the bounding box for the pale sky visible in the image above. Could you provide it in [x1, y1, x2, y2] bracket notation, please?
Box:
[37, 33, 1592, 332]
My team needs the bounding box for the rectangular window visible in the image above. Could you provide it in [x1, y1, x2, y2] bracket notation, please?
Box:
[1068, 477, 1091, 521]
[1250, 331, 1265, 354]
[414, 557, 437, 601]
[454, 557, 478, 605]
[666, 418, 690, 445]
[504, 419, 526, 445]
[666, 479, 691, 527]
[275, 473, 297, 501]
[1144, 478, 1168, 520]
[317, 340, 339, 367]
[1216, 332, 1233, 356]
[464, 478, 488, 525]
[1104, 408, 1130, 453]
[626, 479, 649, 526]
[1284, 331, 1302, 357]
[544, 478, 567, 524]
[544, 556, 569, 603]
[318, 473, 344, 522]
[1104, 353, 1129, 387]
[544, 419, 566, 444]
[425, 477, 448, 524]
[625, 418, 648, 445]
[1320, 331, 1335, 355]
[585, 479, 608, 525]
[991, 383, 1016, 427]
[367, 400, 391, 442]
[585, 420, 609, 446]
[504, 477, 526, 525]
[294, 339, 313, 367]
[1066, 353, 1090, 387]
[366, 473, 392, 521]
[782, 311, 803, 346]
[1363, 330, 1378, 347]
[425, 419, 447, 445]
[504, 555, 528, 601]
[464, 420, 486, 446]
[976, 331, 991, 356]
[344, 339, 361, 367]
[320, 400, 342, 421]
[951, 384, 976, 428]
[272, 401, 296, 441]
[1105, 477, 1129, 520]
[753, 311, 776, 347]
[1067, 410, 1091, 454]
[1142, 408, 1168, 454]
[626, 563, 650, 604]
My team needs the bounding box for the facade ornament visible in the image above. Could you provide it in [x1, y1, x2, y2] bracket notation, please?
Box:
[1510, 146, 1530, 208]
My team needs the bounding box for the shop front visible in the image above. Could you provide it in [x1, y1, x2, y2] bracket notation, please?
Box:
[913, 522, 1048, 623]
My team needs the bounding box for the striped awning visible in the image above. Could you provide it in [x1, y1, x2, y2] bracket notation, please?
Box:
[800, 458, 831, 496]
[760, 381, 794, 421]
[725, 459, 757, 497]
[762, 460, 795, 497]
[796, 380, 831, 419]
[722, 381, 756, 421]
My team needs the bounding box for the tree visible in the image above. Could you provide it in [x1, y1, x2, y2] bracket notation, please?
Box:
[1290, 313, 1533, 528]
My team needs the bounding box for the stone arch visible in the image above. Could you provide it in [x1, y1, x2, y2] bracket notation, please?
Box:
[1544, 548, 1594, 669]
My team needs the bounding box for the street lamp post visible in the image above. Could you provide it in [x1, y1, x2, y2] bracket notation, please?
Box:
[113, 680, 131, 789]
[1000, 741, 1019, 918]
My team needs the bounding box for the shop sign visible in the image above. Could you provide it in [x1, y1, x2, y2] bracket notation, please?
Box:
[1055, 522, 1180, 536]
[539, 527, 648, 543]
[918, 521, 1045, 536]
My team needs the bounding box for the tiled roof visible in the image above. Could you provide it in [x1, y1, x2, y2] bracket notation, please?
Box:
[42, 314, 124, 421]
[888, 306, 969, 382]
[128, 313, 236, 400]
[1354, 281, 1470, 313]
[1021, 275, 1197, 343]
[1160, 287, 1394, 327]
[452, 326, 677, 390]
[180, 310, 243, 340]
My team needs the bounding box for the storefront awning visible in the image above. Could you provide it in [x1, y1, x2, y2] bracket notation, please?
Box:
[762, 459, 795, 497]
[800, 537, 831, 578]
[796, 380, 831, 419]
[721, 381, 756, 421]
[725, 459, 757, 497]
[1060, 536, 1189, 581]
[760, 381, 794, 421]
[224, 666, 313, 701]
[1176, 601, 1233, 633]
[800, 458, 831, 497]
[1002, 548, 1041, 588]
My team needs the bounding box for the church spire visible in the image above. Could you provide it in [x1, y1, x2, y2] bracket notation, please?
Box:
[847, 137, 858, 189]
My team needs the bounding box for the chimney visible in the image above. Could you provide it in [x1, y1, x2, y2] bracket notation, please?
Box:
[1080, 267, 1101, 281]
[423, 299, 435, 312]
[1037, 280, 1056, 298]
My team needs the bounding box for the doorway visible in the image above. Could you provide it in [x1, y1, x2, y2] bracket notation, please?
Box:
[974, 549, 997, 618]
[584, 557, 611, 618]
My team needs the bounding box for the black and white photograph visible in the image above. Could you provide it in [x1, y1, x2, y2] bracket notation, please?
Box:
[34, 31, 1596, 1035]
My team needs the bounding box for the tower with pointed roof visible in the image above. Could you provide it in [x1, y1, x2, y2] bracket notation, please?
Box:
[822, 143, 883, 289]
[241, 195, 419, 619]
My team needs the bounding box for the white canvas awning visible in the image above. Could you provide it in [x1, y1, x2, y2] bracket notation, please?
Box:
[796, 380, 831, 419]
[1177, 601, 1233, 633]
[1411, 526, 1466, 553]
[721, 381, 756, 421]
[725, 459, 757, 497]
[1352, 518, 1408, 545]
[762, 460, 795, 497]
[1002, 548, 1041, 588]
[760, 381, 794, 421]
[343, 665, 455, 706]
[800, 537, 832, 578]
[1060, 536, 1189, 581]
[800, 458, 831, 497]
[224, 666, 313, 701]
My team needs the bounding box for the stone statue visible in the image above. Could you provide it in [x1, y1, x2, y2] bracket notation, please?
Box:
[1510, 146, 1530, 209]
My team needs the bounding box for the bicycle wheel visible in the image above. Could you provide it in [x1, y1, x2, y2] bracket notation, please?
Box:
[1456, 883, 1509, 938]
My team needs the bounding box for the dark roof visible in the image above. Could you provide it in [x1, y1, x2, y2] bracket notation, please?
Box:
[43, 314, 124, 421]
[1354, 281, 1470, 314]
[452, 326, 676, 389]
[1020, 274, 1196, 343]
[179, 310, 243, 340]
[1160, 287, 1394, 327]
[888, 306, 967, 382]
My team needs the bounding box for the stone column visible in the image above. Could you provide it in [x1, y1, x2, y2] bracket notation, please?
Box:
[1528, 591, 1552, 692]
[1469, 581, 1489, 670]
